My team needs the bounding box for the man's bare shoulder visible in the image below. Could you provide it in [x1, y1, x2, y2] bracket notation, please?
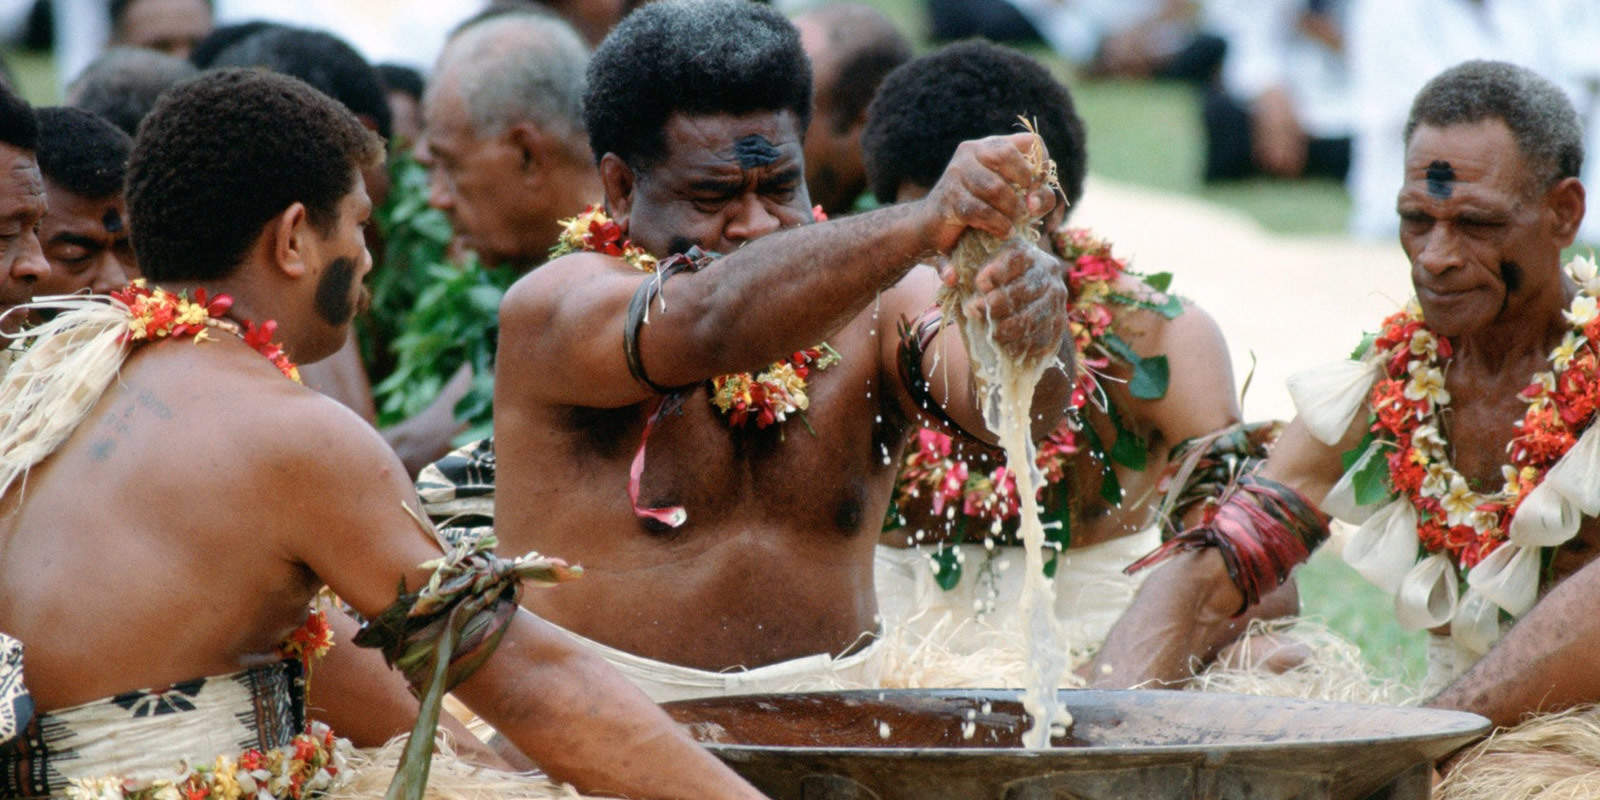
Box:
[501, 251, 640, 328]
[1102, 274, 1239, 436]
[878, 262, 941, 318]
[223, 377, 402, 483]
[1106, 275, 1223, 359]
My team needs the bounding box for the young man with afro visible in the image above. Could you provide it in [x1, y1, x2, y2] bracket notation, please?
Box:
[864, 40, 1263, 665]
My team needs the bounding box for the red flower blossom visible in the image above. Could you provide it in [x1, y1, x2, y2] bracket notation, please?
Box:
[239, 749, 265, 771]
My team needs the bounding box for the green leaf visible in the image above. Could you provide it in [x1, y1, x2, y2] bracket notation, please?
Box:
[1110, 426, 1148, 471]
[1340, 428, 1376, 472]
[932, 546, 963, 591]
[1100, 333, 1169, 399]
[1346, 437, 1395, 507]
[880, 498, 903, 534]
[1106, 403, 1147, 470]
[1142, 271, 1173, 292]
[1044, 512, 1071, 549]
[1109, 293, 1185, 320]
[1129, 355, 1169, 400]
[1080, 422, 1124, 507]
[1350, 331, 1378, 361]
[465, 284, 506, 315]
[1099, 464, 1123, 507]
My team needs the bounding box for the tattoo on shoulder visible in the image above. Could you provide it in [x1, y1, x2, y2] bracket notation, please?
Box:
[85, 388, 175, 461]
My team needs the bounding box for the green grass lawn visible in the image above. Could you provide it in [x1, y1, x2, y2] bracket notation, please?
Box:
[4, 49, 56, 105]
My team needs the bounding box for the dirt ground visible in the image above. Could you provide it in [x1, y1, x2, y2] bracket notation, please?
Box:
[1072, 175, 1415, 425]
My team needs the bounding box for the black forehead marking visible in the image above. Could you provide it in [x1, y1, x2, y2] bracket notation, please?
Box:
[101, 207, 123, 233]
[1426, 160, 1455, 199]
[732, 135, 781, 169]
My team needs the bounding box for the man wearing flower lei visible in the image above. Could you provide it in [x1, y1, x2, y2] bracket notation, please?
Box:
[491, 0, 1075, 701]
[0, 70, 763, 800]
[861, 41, 1255, 659]
[1089, 60, 1600, 777]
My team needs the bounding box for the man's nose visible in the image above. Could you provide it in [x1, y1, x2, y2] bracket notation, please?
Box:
[90, 252, 132, 294]
[12, 230, 47, 284]
[425, 171, 454, 212]
[723, 195, 781, 243]
[1414, 227, 1463, 277]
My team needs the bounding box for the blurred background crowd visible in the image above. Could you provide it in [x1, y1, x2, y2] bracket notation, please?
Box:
[2, 0, 1597, 243]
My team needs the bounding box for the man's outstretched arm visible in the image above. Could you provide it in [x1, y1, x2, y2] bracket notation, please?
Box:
[1088, 416, 1354, 688]
[288, 401, 766, 800]
[505, 134, 1057, 411]
[1429, 556, 1600, 729]
[451, 612, 764, 798]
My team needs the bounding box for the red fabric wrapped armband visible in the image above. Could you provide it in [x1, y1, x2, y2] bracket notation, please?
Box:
[1124, 474, 1329, 615]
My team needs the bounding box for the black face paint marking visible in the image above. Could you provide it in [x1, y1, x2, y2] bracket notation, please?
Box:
[1426, 160, 1455, 199]
[1500, 260, 1522, 293]
[314, 255, 358, 325]
[732, 135, 780, 169]
[101, 208, 122, 233]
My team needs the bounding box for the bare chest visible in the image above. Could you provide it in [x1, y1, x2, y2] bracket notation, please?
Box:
[1441, 370, 1600, 586]
[1437, 364, 1540, 490]
[556, 341, 907, 537]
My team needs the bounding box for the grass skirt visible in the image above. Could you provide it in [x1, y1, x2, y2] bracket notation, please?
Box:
[334, 735, 597, 800]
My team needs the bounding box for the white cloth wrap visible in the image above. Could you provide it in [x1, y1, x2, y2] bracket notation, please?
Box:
[1286, 358, 1381, 446]
[872, 527, 1160, 660]
[1296, 356, 1600, 656]
[550, 624, 881, 704]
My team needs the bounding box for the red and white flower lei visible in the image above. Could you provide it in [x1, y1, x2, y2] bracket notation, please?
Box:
[552, 205, 840, 430]
[1369, 282, 1600, 570]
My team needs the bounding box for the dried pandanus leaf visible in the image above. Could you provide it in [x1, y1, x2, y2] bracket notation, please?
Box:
[936, 118, 1069, 747]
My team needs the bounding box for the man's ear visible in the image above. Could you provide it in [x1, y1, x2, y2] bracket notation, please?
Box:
[1548, 176, 1586, 248]
[599, 152, 636, 229]
[268, 202, 313, 279]
[508, 122, 548, 179]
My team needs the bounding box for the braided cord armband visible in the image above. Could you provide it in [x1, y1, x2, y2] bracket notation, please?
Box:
[1153, 421, 1281, 537]
[623, 247, 714, 394]
[1124, 474, 1329, 615]
[354, 526, 581, 800]
[897, 304, 985, 439]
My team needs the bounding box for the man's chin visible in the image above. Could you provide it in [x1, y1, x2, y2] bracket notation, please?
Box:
[1416, 294, 1496, 337]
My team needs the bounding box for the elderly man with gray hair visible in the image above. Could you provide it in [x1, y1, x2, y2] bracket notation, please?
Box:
[1090, 58, 1600, 798]
[417, 7, 600, 269]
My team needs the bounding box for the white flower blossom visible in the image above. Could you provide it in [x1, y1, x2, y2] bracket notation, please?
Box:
[1412, 424, 1448, 460]
[1550, 331, 1583, 371]
[1568, 254, 1600, 294]
[1441, 475, 1481, 527]
[1408, 329, 1440, 357]
[1564, 294, 1599, 327]
[1404, 363, 1451, 409]
[65, 778, 125, 800]
[1421, 463, 1451, 497]
[1466, 507, 1500, 533]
